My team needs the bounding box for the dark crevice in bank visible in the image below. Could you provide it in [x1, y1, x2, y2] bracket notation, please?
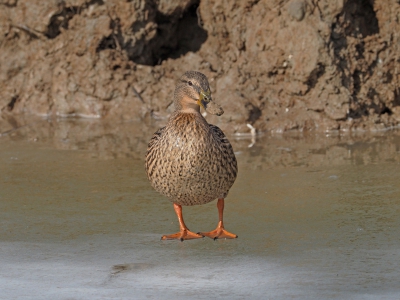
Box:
[96, 1, 207, 66]
[331, 0, 380, 120]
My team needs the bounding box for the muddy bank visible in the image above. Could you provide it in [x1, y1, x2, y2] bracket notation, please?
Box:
[1, 0, 400, 134]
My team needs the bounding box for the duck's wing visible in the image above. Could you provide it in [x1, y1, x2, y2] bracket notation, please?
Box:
[147, 126, 166, 150]
[209, 124, 231, 147]
[209, 124, 237, 169]
[145, 126, 166, 173]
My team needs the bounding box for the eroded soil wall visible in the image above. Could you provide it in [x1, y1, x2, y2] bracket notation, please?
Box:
[1, 0, 400, 133]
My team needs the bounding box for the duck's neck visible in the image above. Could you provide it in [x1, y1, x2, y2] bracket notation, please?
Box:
[169, 108, 209, 130]
[171, 95, 207, 121]
[171, 109, 207, 122]
[179, 107, 202, 115]
[174, 96, 201, 113]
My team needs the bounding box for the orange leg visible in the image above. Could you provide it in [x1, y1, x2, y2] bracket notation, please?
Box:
[199, 198, 238, 240]
[161, 203, 204, 241]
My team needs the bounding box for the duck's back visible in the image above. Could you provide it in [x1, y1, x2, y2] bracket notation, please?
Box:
[145, 112, 237, 206]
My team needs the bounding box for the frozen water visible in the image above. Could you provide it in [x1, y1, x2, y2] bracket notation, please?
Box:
[1, 120, 400, 299]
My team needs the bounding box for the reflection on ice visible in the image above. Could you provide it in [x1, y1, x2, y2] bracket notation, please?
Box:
[3, 116, 400, 166]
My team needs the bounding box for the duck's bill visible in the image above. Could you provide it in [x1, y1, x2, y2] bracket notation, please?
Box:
[202, 100, 224, 116]
[198, 91, 224, 116]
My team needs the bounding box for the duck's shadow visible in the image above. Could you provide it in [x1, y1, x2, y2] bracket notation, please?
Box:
[111, 263, 155, 275]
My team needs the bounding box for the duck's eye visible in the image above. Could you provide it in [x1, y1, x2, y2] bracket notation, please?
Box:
[188, 81, 193, 86]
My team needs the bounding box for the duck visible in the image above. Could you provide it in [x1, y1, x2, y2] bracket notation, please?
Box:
[145, 71, 238, 241]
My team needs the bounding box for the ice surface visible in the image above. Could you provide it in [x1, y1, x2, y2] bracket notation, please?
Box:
[1, 125, 400, 299]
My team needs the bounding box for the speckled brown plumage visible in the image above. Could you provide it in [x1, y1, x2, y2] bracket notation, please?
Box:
[146, 112, 237, 206]
[145, 71, 238, 241]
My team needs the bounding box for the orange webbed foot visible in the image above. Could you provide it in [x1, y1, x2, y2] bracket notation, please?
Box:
[199, 226, 238, 240]
[161, 229, 204, 242]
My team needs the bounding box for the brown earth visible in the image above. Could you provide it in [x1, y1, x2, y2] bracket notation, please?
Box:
[1, 0, 400, 134]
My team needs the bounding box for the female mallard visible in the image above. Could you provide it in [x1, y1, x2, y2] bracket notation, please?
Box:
[145, 71, 238, 241]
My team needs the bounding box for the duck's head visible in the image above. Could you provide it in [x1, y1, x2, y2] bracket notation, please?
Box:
[174, 71, 224, 116]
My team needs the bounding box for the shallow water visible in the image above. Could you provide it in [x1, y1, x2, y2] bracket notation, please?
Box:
[1, 118, 400, 299]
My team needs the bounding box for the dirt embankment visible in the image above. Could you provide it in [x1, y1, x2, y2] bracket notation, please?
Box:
[1, 0, 400, 134]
